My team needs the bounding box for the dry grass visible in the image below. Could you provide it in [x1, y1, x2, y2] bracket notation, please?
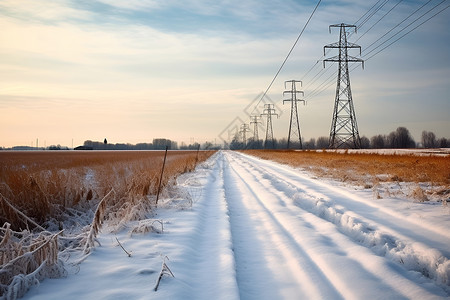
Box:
[0, 150, 215, 231]
[0, 150, 214, 299]
[244, 149, 450, 187]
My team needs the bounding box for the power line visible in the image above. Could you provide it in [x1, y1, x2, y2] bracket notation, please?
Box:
[357, 0, 390, 30]
[354, 0, 404, 44]
[363, 0, 447, 58]
[306, 76, 336, 100]
[299, 59, 320, 82]
[303, 63, 333, 89]
[250, 0, 322, 114]
[354, 0, 385, 26]
[305, 69, 337, 100]
[365, 2, 450, 61]
[363, 0, 433, 53]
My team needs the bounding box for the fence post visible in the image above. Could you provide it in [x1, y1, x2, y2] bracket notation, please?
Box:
[156, 146, 168, 205]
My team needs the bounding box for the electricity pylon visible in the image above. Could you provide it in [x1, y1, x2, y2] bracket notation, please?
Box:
[324, 23, 364, 149]
[283, 80, 305, 149]
[261, 104, 278, 149]
[239, 123, 250, 147]
[250, 115, 261, 142]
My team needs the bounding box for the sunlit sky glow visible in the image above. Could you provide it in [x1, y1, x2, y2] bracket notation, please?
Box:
[0, 0, 449, 147]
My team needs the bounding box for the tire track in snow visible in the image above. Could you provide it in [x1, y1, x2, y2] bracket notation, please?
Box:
[230, 151, 450, 295]
[224, 151, 426, 299]
[171, 153, 239, 300]
[222, 152, 346, 299]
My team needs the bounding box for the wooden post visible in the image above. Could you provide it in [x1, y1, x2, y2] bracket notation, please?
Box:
[156, 146, 168, 205]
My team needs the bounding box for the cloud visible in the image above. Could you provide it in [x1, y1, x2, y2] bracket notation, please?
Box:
[0, 0, 448, 147]
[0, 2, 300, 105]
[0, 0, 95, 23]
[95, 0, 161, 11]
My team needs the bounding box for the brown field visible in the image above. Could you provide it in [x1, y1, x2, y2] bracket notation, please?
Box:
[0, 150, 215, 230]
[244, 149, 450, 187]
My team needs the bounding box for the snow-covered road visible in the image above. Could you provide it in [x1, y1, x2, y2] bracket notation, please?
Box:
[222, 151, 449, 299]
[23, 150, 450, 299]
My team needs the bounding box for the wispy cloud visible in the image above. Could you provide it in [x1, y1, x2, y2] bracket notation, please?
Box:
[0, 0, 95, 24]
[0, 0, 448, 147]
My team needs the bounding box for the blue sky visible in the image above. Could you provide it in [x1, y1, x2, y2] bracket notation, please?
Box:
[0, 0, 448, 147]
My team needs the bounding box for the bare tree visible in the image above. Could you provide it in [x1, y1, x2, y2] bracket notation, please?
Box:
[316, 136, 329, 149]
[437, 138, 448, 148]
[421, 131, 436, 148]
[360, 136, 370, 149]
[396, 127, 415, 148]
[304, 138, 316, 149]
[370, 135, 385, 149]
[386, 127, 415, 148]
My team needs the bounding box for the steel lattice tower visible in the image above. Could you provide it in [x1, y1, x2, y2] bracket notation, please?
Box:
[283, 80, 305, 149]
[250, 115, 261, 142]
[261, 104, 277, 149]
[239, 123, 250, 147]
[324, 23, 364, 149]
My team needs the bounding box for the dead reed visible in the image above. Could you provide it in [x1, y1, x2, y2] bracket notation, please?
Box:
[0, 150, 215, 231]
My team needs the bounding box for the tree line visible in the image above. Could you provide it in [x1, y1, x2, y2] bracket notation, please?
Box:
[78, 138, 179, 150]
[230, 127, 449, 150]
[1, 127, 446, 151]
[78, 139, 221, 151]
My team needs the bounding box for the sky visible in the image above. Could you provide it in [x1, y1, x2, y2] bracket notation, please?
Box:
[0, 0, 449, 148]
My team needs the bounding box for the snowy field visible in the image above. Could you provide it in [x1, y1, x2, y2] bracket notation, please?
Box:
[22, 150, 450, 299]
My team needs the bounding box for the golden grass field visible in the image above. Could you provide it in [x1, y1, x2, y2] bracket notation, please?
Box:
[244, 149, 450, 186]
[0, 150, 215, 230]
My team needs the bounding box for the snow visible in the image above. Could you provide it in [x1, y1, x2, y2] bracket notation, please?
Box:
[314, 148, 450, 157]
[21, 150, 450, 299]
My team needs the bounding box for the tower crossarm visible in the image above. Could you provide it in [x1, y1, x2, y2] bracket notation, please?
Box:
[250, 116, 261, 125]
[329, 23, 357, 32]
[323, 42, 341, 49]
[260, 106, 278, 118]
[284, 80, 302, 89]
[283, 98, 305, 104]
[323, 55, 364, 68]
[283, 90, 304, 96]
[324, 42, 361, 52]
